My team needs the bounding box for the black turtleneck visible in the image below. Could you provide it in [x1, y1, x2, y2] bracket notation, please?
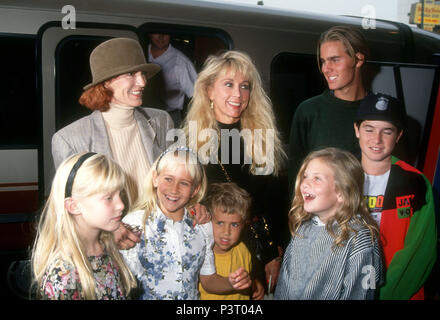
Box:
[204, 121, 274, 221]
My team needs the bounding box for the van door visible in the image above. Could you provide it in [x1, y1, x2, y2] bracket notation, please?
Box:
[38, 22, 140, 197]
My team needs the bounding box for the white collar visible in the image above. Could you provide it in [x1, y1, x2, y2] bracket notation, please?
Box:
[311, 215, 326, 226]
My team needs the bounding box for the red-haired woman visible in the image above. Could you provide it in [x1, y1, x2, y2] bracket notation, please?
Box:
[52, 38, 174, 204]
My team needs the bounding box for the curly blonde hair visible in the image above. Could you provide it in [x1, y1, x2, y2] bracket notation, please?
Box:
[289, 147, 378, 248]
[203, 182, 251, 222]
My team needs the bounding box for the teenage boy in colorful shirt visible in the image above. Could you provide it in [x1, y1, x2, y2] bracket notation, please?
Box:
[354, 92, 437, 300]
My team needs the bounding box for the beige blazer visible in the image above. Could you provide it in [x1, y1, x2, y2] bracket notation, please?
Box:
[51, 107, 174, 169]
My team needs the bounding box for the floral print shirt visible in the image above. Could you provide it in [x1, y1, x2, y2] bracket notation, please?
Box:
[40, 251, 126, 300]
[120, 207, 216, 300]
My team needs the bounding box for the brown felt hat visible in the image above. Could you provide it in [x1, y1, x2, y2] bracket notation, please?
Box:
[83, 37, 160, 90]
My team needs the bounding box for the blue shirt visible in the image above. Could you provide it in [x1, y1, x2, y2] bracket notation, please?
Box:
[121, 207, 215, 300]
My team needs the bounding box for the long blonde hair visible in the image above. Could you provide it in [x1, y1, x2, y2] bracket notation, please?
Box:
[288, 147, 378, 248]
[133, 147, 207, 229]
[182, 50, 286, 175]
[31, 153, 136, 299]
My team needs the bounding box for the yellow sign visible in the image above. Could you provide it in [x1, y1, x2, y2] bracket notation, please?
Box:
[410, 1, 440, 26]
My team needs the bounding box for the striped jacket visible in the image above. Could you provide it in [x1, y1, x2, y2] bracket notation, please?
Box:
[274, 217, 383, 300]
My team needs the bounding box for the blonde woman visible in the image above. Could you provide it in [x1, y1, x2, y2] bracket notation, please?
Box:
[31, 153, 136, 299]
[181, 50, 286, 292]
[274, 147, 383, 300]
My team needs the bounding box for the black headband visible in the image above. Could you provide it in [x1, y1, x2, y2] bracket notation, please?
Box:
[65, 152, 97, 198]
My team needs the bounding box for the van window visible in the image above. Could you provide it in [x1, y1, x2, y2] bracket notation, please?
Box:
[0, 35, 38, 146]
[270, 53, 326, 144]
[138, 23, 231, 110]
[54, 25, 230, 128]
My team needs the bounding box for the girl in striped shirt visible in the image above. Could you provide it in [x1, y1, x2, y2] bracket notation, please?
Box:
[275, 147, 383, 300]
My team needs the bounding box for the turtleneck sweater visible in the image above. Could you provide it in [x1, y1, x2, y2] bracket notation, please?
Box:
[102, 103, 151, 202]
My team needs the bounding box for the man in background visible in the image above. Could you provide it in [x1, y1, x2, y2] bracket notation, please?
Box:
[148, 33, 197, 127]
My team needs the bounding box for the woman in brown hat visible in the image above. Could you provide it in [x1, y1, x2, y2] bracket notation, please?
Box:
[52, 37, 173, 204]
[52, 37, 208, 250]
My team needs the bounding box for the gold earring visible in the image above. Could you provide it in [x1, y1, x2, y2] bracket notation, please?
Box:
[210, 100, 214, 109]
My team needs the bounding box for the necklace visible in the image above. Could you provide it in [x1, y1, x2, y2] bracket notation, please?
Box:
[217, 156, 232, 183]
[215, 127, 232, 183]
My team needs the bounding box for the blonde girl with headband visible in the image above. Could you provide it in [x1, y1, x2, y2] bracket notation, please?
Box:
[120, 147, 252, 300]
[274, 147, 383, 300]
[31, 152, 136, 300]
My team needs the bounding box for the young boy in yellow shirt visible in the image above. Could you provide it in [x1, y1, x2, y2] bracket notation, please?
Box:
[199, 182, 263, 300]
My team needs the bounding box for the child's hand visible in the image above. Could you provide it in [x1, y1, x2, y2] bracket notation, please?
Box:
[252, 279, 264, 300]
[229, 267, 251, 291]
[190, 203, 211, 226]
[113, 223, 141, 250]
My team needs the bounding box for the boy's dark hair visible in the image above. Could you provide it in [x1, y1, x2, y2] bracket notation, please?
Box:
[203, 183, 251, 221]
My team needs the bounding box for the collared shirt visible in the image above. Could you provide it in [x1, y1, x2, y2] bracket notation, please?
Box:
[148, 44, 197, 111]
[120, 207, 215, 300]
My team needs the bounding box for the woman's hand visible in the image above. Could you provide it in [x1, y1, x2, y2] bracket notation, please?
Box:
[113, 223, 141, 250]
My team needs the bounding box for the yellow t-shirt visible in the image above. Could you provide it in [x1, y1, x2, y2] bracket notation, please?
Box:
[199, 241, 252, 300]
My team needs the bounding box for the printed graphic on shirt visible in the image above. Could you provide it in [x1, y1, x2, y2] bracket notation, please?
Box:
[365, 195, 383, 226]
[366, 195, 384, 212]
[396, 194, 414, 219]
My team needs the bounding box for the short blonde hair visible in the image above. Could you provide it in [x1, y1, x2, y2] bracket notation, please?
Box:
[203, 182, 251, 221]
[289, 147, 378, 248]
[31, 153, 136, 299]
[182, 50, 286, 175]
